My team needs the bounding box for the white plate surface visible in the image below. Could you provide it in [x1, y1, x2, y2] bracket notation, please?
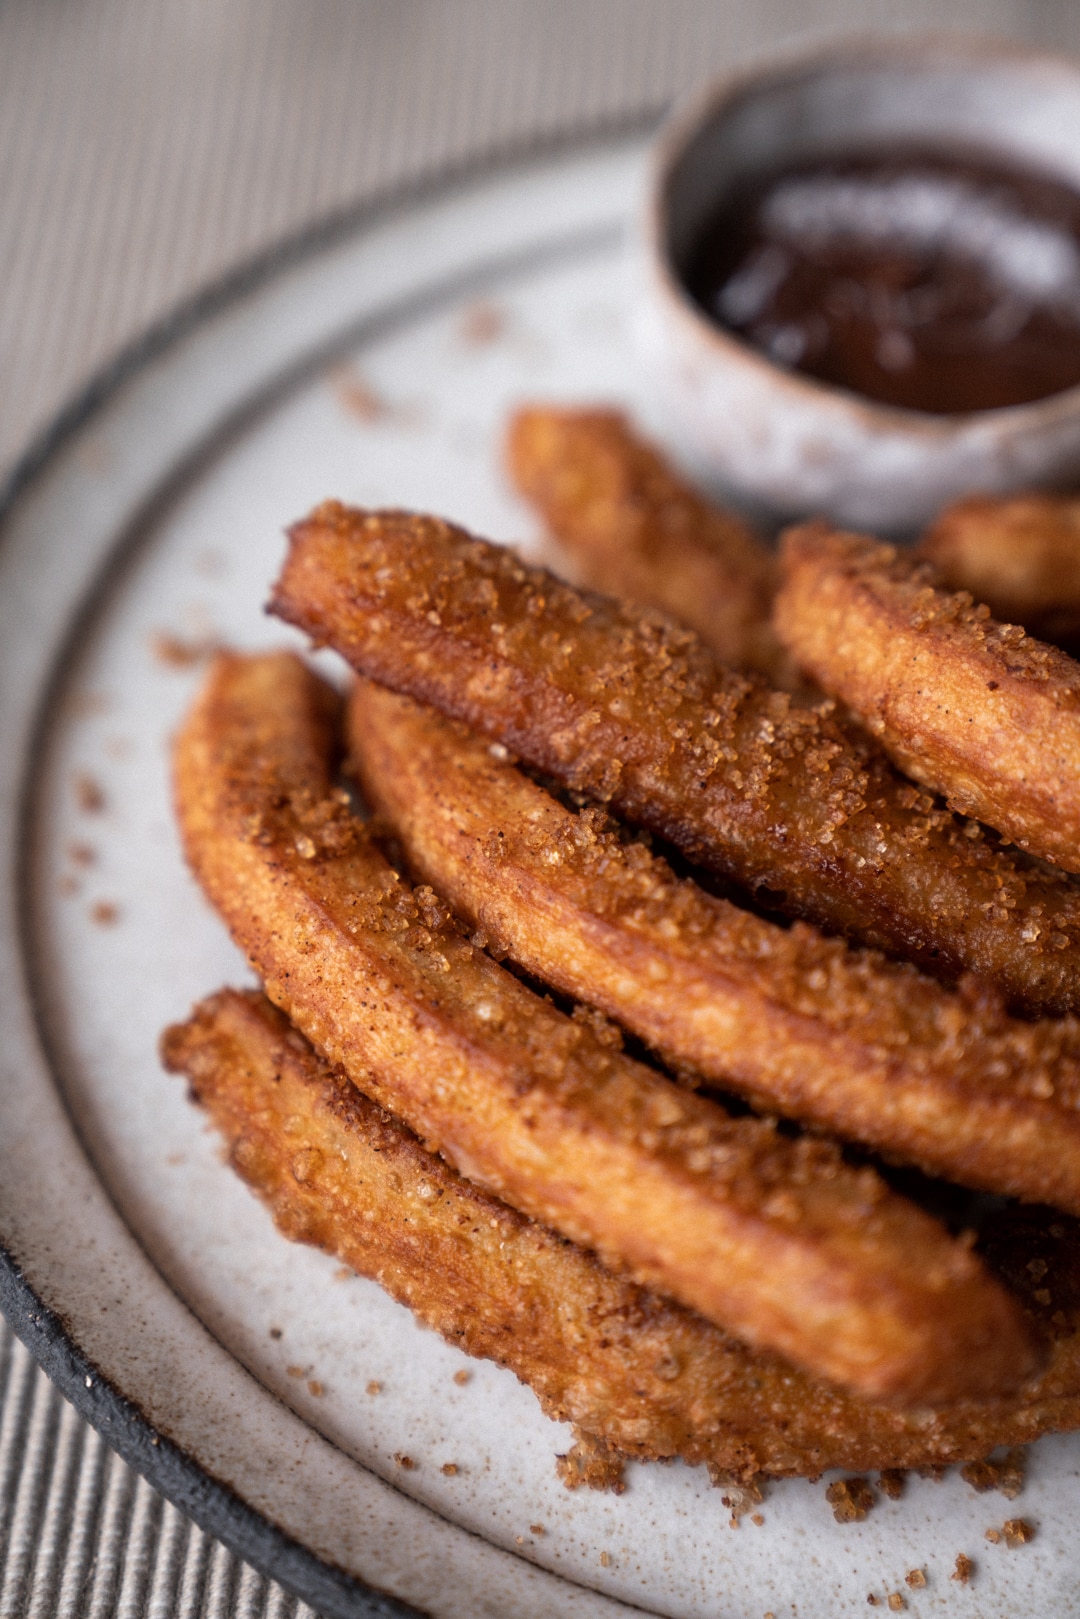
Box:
[2, 135, 1079, 1619]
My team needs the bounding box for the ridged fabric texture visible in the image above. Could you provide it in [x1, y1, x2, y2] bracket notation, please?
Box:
[1, 0, 1076, 477]
[0, 1324, 315, 1618]
[3, 2, 1080, 1615]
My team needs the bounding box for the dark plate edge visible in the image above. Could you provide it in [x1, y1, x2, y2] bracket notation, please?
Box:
[0, 106, 658, 518]
[0, 1245, 424, 1619]
[0, 107, 661, 1619]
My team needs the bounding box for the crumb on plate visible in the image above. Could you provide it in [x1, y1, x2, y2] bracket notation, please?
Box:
[951, 1553, 974, 1583]
[74, 773, 105, 813]
[555, 1433, 626, 1494]
[960, 1448, 1025, 1499]
[826, 1476, 876, 1522]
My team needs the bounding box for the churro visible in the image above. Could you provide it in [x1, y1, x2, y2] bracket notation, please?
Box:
[776, 522, 1080, 874]
[920, 493, 1080, 654]
[172, 648, 1035, 1402]
[164, 987, 1080, 1479]
[270, 502, 1080, 1014]
[507, 406, 792, 683]
[348, 678, 1080, 1211]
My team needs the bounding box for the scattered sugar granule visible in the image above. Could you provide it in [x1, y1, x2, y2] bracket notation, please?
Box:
[74, 773, 105, 813]
[826, 1476, 876, 1522]
[331, 366, 386, 423]
[555, 1436, 626, 1494]
[714, 1473, 765, 1522]
[459, 301, 506, 344]
[150, 630, 219, 667]
[951, 1554, 973, 1584]
[960, 1448, 1025, 1499]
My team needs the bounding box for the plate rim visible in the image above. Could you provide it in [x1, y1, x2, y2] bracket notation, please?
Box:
[0, 106, 659, 523]
[0, 118, 661, 1619]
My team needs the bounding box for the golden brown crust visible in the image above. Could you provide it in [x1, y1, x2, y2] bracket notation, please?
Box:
[269, 503, 1080, 1016]
[163, 987, 1080, 1478]
[776, 523, 1080, 874]
[506, 407, 793, 684]
[919, 494, 1080, 653]
[347, 679, 1080, 1211]
[173, 649, 1037, 1404]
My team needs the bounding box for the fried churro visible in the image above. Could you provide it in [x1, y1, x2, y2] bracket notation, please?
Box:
[172, 649, 1037, 1403]
[776, 522, 1080, 874]
[920, 493, 1080, 654]
[270, 503, 1080, 1015]
[506, 406, 792, 684]
[164, 987, 1080, 1479]
[347, 678, 1080, 1211]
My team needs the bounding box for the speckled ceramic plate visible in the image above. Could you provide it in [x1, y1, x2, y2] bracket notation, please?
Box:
[2, 133, 1078, 1619]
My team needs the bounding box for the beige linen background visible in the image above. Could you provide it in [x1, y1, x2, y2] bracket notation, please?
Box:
[2, 1, 1080, 1614]
[3, 0, 1080, 474]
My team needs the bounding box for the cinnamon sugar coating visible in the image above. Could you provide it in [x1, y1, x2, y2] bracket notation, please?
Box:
[172, 649, 1035, 1404]
[270, 503, 1080, 1015]
[506, 406, 792, 684]
[347, 680, 1080, 1212]
[164, 987, 1080, 1479]
[776, 522, 1080, 873]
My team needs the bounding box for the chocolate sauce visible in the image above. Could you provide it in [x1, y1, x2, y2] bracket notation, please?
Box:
[685, 148, 1080, 414]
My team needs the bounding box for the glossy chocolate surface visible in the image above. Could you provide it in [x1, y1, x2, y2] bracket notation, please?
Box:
[686, 148, 1080, 414]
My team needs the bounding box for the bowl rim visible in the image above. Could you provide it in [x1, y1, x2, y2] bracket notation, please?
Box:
[645, 30, 1080, 441]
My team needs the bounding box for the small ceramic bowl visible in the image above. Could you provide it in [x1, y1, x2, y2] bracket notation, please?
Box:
[640, 35, 1080, 534]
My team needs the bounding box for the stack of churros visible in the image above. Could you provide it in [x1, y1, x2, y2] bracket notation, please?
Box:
[163, 406, 1080, 1487]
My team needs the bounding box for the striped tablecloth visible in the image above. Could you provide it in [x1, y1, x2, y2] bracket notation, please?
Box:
[3, 2, 1080, 1613]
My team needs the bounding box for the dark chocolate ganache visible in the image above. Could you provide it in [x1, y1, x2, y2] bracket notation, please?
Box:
[685, 148, 1080, 414]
